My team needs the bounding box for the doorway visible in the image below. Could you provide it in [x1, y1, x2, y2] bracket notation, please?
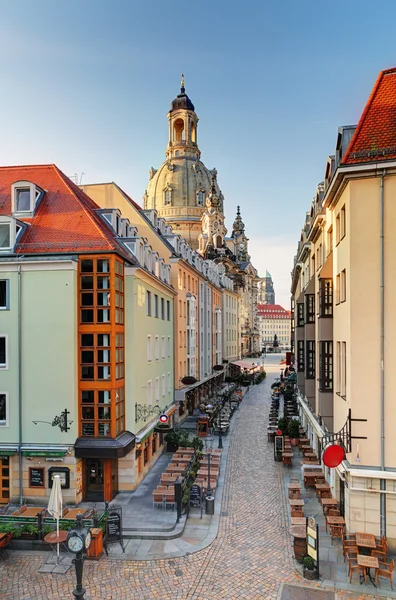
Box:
[339, 478, 345, 517]
[85, 459, 104, 501]
[0, 457, 10, 504]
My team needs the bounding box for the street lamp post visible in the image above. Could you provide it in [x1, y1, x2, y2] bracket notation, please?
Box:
[66, 514, 92, 600]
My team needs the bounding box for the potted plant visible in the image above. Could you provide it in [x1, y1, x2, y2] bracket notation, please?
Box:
[288, 420, 300, 446]
[192, 436, 204, 452]
[277, 417, 289, 437]
[303, 556, 318, 580]
[20, 524, 39, 540]
[165, 431, 181, 453]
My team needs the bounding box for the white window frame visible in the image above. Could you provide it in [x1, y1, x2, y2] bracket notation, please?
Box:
[0, 221, 12, 251]
[155, 377, 160, 403]
[0, 280, 10, 310]
[162, 374, 166, 397]
[167, 372, 171, 394]
[162, 336, 165, 359]
[167, 336, 171, 357]
[11, 181, 43, 215]
[147, 335, 152, 362]
[0, 392, 8, 427]
[0, 335, 8, 369]
[147, 380, 152, 406]
[155, 335, 159, 360]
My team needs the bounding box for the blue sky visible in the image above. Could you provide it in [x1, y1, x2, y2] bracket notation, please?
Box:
[1, 0, 396, 306]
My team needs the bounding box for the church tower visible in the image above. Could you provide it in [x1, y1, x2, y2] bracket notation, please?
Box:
[143, 76, 225, 250]
[198, 175, 227, 257]
[230, 206, 250, 263]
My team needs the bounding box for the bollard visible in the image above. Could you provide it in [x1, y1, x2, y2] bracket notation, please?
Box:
[174, 479, 182, 523]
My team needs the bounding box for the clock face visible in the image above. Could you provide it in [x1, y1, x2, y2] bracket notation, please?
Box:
[85, 531, 92, 550]
[68, 534, 84, 553]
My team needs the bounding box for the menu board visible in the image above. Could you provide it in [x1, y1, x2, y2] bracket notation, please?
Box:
[29, 467, 45, 488]
[107, 511, 122, 542]
[189, 484, 201, 508]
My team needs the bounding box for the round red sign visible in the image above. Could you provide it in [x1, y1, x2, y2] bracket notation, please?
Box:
[323, 444, 345, 468]
[276, 429, 282, 436]
[159, 414, 169, 424]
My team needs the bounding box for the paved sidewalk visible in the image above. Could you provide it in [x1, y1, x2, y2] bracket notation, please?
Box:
[1, 356, 389, 599]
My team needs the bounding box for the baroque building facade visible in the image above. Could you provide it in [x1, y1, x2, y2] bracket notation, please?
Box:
[144, 78, 260, 357]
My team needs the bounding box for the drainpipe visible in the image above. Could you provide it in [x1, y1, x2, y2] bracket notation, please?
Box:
[18, 264, 23, 505]
[379, 170, 386, 537]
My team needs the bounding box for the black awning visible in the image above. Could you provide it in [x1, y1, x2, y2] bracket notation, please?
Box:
[74, 431, 136, 459]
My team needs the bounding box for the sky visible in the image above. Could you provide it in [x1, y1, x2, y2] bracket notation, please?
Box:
[1, 0, 396, 307]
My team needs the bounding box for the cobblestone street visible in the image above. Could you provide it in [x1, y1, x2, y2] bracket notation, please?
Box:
[0, 360, 375, 599]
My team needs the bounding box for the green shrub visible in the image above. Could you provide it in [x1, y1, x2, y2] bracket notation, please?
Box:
[303, 556, 315, 570]
[21, 524, 39, 535]
[288, 420, 300, 439]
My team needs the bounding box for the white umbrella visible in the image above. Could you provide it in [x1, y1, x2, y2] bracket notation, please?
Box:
[47, 475, 63, 562]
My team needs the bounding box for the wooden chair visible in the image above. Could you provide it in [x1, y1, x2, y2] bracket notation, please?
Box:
[375, 559, 394, 589]
[291, 509, 303, 518]
[329, 524, 344, 544]
[376, 536, 388, 554]
[372, 549, 387, 561]
[289, 490, 301, 500]
[152, 491, 164, 509]
[349, 559, 366, 584]
[320, 491, 332, 501]
[328, 509, 340, 516]
[343, 542, 358, 561]
[346, 552, 358, 577]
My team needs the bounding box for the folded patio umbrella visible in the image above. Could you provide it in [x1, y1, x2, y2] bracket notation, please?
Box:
[47, 475, 63, 562]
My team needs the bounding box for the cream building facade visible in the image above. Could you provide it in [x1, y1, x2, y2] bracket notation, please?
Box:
[291, 67, 396, 547]
[258, 304, 291, 350]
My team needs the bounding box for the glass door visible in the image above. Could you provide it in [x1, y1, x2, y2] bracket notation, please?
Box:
[85, 459, 104, 501]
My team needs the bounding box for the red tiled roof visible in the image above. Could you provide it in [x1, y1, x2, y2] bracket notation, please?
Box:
[343, 67, 396, 165]
[0, 164, 131, 257]
[257, 304, 290, 318]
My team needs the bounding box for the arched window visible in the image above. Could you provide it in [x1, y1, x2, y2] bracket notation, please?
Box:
[164, 188, 172, 206]
[174, 119, 185, 141]
[215, 235, 223, 248]
[196, 190, 204, 206]
[191, 122, 196, 143]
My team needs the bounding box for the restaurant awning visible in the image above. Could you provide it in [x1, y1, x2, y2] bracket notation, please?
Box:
[174, 372, 224, 402]
[230, 360, 257, 371]
[74, 431, 135, 459]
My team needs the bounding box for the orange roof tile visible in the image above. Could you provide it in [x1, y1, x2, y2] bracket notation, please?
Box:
[0, 164, 132, 258]
[343, 67, 396, 165]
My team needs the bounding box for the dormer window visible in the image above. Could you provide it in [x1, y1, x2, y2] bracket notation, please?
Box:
[196, 189, 205, 206]
[12, 181, 43, 215]
[0, 223, 10, 249]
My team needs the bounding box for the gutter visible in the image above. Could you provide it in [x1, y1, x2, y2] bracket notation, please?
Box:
[379, 170, 386, 537]
[17, 265, 23, 505]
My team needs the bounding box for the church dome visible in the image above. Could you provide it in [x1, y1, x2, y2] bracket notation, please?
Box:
[170, 88, 195, 112]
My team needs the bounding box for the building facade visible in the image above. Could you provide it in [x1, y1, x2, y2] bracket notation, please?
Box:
[258, 304, 291, 350]
[290, 67, 396, 547]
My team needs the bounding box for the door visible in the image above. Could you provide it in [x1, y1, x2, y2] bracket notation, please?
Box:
[85, 459, 104, 501]
[0, 457, 10, 504]
[339, 478, 345, 517]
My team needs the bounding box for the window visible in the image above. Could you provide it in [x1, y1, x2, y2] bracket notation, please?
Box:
[0, 392, 7, 426]
[154, 294, 159, 318]
[164, 188, 172, 205]
[319, 279, 333, 317]
[0, 223, 11, 249]
[297, 303, 304, 327]
[340, 269, 346, 302]
[336, 213, 340, 244]
[162, 336, 165, 359]
[319, 341, 333, 391]
[155, 335, 159, 360]
[305, 295, 315, 324]
[146, 290, 152, 316]
[162, 375, 166, 397]
[0, 280, 9, 310]
[0, 336, 7, 369]
[336, 274, 340, 304]
[336, 342, 341, 395]
[167, 300, 171, 321]
[155, 377, 160, 403]
[147, 380, 152, 406]
[340, 206, 346, 239]
[305, 341, 315, 379]
[297, 340, 305, 372]
[147, 335, 152, 361]
[341, 342, 347, 398]
[161, 297, 165, 320]
[167, 372, 171, 394]
[167, 336, 171, 357]
[196, 190, 205, 206]
[15, 188, 31, 212]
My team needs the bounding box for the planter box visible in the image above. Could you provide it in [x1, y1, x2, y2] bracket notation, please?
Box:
[20, 533, 38, 540]
[303, 567, 318, 580]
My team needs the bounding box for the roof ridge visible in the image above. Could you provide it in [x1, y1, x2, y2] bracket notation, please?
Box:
[343, 69, 386, 163]
[53, 166, 115, 250]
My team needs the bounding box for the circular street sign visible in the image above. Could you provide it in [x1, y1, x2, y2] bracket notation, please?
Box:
[323, 444, 345, 468]
[276, 429, 282, 436]
[159, 414, 169, 424]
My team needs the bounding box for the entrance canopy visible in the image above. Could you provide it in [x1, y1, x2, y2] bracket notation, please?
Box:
[231, 360, 258, 371]
[74, 431, 135, 459]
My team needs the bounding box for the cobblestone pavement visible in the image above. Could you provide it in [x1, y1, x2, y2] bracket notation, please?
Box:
[0, 363, 379, 600]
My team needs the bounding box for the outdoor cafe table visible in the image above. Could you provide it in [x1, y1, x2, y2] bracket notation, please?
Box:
[63, 508, 88, 520]
[288, 483, 301, 490]
[356, 532, 376, 550]
[12, 507, 45, 518]
[289, 499, 304, 507]
[321, 498, 338, 513]
[357, 554, 379, 585]
[326, 515, 345, 533]
[291, 517, 306, 526]
[166, 465, 185, 474]
[44, 530, 68, 556]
